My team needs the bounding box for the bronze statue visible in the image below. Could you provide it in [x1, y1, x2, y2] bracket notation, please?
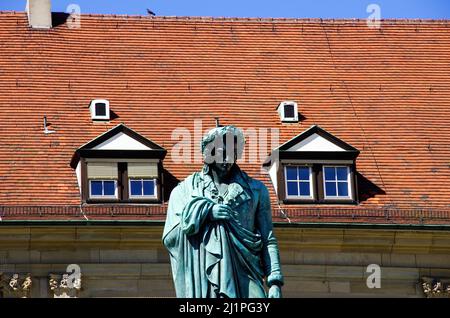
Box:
[163, 125, 284, 298]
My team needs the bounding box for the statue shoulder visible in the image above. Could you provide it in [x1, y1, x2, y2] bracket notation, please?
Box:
[183, 172, 202, 187]
[172, 172, 201, 192]
[243, 176, 271, 208]
[250, 178, 267, 191]
[239, 171, 269, 194]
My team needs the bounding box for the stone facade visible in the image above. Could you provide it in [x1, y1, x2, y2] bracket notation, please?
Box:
[0, 224, 449, 298]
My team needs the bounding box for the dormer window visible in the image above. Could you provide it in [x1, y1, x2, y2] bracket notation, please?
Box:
[90, 180, 117, 199]
[70, 124, 167, 203]
[85, 161, 159, 202]
[128, 163, 158, 199]
[87, 162, 118, 199]
[323, 166, 352, 200]
[265, 125, 360, 204]
[90, 99, 110, 121]
[285, 166, 313, 199]
[129, 179, 156, 198]
[277, 101, 298, 122]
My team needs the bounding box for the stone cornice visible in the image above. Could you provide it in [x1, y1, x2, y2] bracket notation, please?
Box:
[1, 226, 450, 253]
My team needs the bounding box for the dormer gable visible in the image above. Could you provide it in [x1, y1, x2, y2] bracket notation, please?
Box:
[277, 125, 359, 157]
[93, 132, 152, 150]
[75, 123, 165, 154]
[70, 124, 167, 204]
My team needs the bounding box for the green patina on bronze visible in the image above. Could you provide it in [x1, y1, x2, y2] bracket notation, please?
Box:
[163, 125, 284, 298]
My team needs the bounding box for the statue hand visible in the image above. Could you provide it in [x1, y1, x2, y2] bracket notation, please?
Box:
[210, 204, 236, 221]
[268, 285, 282, 298]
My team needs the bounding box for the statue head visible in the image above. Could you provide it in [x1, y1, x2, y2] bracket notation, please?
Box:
[201, 125, 245, 179]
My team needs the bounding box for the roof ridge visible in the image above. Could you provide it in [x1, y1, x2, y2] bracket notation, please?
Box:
[0, 10, 449, 24]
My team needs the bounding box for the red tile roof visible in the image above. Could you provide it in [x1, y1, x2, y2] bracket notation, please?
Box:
[0, 12, 449, 223]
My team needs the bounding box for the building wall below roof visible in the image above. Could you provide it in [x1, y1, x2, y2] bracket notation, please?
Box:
[1, 226, 449, 298]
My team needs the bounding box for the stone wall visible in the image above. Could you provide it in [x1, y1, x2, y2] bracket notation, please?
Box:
[277, 227, 450, 297]
[0, 224, 449, 298]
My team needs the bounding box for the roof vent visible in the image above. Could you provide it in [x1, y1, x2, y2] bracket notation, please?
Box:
[277, 101, 299, 123]
[43, 116, 55, 134]
[26, 0, 52, 29]
[89, 99, 110, 121]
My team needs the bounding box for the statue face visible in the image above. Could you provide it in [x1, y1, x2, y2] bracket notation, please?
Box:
[211, 148, 234, 177]
[209, 136, 238, 179]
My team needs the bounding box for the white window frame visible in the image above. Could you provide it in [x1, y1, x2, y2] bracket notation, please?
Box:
[89, 179, 118, 199]
[284, 165, 314, 200]
[278, 101, 299, 122]
[322, 165, 352, 200]
[89, 99, 110, 121]
[128, 178, 157, 199]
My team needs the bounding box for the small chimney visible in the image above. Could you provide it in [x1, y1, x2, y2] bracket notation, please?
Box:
[26, 0, 52, 29]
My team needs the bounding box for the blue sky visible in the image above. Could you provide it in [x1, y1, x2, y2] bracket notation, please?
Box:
[1, 0, 449, 19]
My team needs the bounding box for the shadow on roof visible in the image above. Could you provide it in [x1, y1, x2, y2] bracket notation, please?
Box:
[357, 172, 386, 203]
[162, 168, 180, 203]
[52, 12, 70, 28]
[110, 110, 119, 121]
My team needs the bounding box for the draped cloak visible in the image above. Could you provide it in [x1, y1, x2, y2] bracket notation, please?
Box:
[162, 166, 283, 298]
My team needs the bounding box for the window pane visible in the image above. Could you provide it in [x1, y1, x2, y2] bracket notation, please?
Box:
[336, 167, 348, 181]
[284, 104, 295, 118]
[130, 180, 142, 196]
[299, 182, 310, 196]
[325, 181, 337, 196]
[337, 182, 349, 197]
[143, 180, 155, 196]
[298, 167, 310, 181]
[286, 167, 298, 180]
[90, 181, 102, 196]
[95, 103, 106, 116]
[324, 167, 336, 181]
[287, 181, 298, 196]
[103, 181, 115, 196]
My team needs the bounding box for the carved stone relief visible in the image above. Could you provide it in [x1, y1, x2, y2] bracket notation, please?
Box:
[0, 273, 32, 298]
[49, 273, 82, 298]
[421, 277, 450, 298]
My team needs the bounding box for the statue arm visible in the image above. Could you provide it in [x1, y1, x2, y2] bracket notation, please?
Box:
[256, 184, 284, 288]
[164, 176, 215, 239]
[180, 195, 215, 236]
